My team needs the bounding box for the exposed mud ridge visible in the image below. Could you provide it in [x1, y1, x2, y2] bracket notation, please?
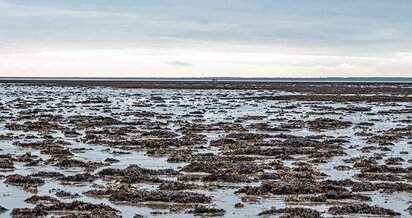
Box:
[327, 203, 401, 216]
[52, 158, 107, 170]
[31, 171, 65, 178]
[284, 191, 371, 203]
[5, 174, 45, 187]
[186, 205, 226, 216]
[0, 206, 8, 214]
[84, 188, 212, 204]
[97, 164, 178, 183]
[237, 178, 347, 195]
[159, 181, 208, 191]
[0, 82, 411, 217]
[306, 118, 352, 130]
[11, 207, 48, 217]
[25, 195, 60, 204]
[0, 157, 14, 169]
[53, 189, 81, 198]
[258, 207, 321, 218]
[11, 201, 120, 218]
[60, 172, 96, 183]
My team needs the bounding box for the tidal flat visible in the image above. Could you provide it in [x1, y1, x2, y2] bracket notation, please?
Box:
[0, 81, 411, 217]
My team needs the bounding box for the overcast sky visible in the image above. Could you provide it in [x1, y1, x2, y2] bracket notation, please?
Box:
[0, 0, 411, 77]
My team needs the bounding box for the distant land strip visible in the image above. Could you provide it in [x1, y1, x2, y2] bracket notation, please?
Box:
[0, 78, 411, 97]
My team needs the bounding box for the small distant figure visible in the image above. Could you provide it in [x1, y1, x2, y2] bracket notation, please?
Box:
[212, 78, 218, 84]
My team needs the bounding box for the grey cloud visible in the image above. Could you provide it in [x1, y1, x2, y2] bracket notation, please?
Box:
[165, 61, 193, 66]
[0, 0, 411, 54]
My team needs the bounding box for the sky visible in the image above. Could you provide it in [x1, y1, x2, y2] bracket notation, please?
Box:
[0, 0, 411, 77]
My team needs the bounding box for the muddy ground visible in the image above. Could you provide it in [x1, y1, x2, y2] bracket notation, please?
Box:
[0, 81, 411, 217]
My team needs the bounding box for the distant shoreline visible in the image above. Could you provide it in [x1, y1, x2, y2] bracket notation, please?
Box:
[0, 79, 411, 101]
[0, 77, 412, 83]
[0, 78, 411, 95]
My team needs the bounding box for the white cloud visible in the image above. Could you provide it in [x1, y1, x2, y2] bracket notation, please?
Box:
[0, 44, 410, 77]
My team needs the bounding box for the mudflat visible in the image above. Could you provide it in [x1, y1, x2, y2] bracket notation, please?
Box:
[0, 81, 411, 217]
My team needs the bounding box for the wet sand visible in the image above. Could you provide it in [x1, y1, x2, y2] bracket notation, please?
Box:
[0, 81, 411, 217]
